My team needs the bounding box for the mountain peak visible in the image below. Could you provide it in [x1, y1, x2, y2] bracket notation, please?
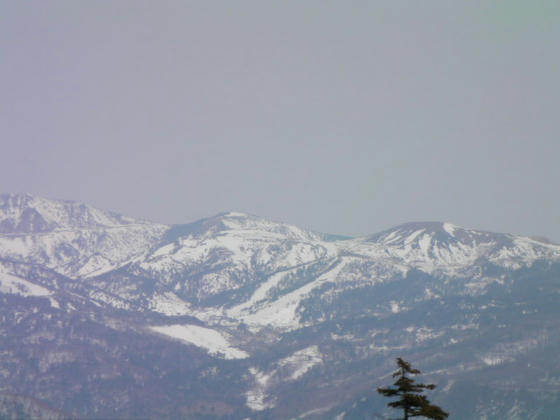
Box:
[0, 193, 144, 234]
[221, 211, 253, 218]
[366, 221, 503, 245]
[362, 221, 524, 268]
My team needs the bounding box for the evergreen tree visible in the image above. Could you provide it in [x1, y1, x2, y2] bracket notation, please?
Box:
[377, 357, 449, 420]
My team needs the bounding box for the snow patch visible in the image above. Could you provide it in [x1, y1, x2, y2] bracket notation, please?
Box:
[149, 292, 192, 316]
[246, 368, 275, 411]
[225, 211, 249, 218]
[481, 355, 511, 366]
[405, 229, 425, 245]
[48, 297, 60, 309]
[278, 345, 323, 380]
[0, 271, 61, 309]
[150, 324, 249, 360]
[0, 272, 51, 297]
[443, 223, 457, 237]
[442, 379, 455, 392]
[418, 234, 431, 254]
[246, 346, 323, 411]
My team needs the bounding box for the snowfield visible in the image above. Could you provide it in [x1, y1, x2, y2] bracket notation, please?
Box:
[149, 324, 249, 360]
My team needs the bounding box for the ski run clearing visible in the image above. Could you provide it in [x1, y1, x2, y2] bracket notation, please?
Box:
[149, 324, 249, 360]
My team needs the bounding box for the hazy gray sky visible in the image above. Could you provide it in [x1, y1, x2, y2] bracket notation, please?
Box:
[1, 1, 559, 239]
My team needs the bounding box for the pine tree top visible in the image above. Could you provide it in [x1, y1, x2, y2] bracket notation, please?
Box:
[377, 357, 449, 420]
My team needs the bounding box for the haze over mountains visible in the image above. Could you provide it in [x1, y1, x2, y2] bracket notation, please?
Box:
[1, 193, 559, 419]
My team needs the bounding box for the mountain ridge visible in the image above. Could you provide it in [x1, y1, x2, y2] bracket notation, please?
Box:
[1, 192, 554, 247]
[1, 193, 560, 419]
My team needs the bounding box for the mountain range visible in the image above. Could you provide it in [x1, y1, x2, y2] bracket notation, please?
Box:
[1, 193, 559, 419]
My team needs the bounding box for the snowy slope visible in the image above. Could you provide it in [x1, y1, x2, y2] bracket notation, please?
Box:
[0, 194, 168, 278]
[94, 211, 339, 308]
[149, 324, 249, 359]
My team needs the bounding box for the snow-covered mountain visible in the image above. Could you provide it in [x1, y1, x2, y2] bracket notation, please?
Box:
[1, 193, 560, 419]
[363, 221, 558, 271]
[0, 193, 167, 278]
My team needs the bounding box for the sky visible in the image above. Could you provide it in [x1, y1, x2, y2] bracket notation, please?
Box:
[1, 1, 559, 239]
